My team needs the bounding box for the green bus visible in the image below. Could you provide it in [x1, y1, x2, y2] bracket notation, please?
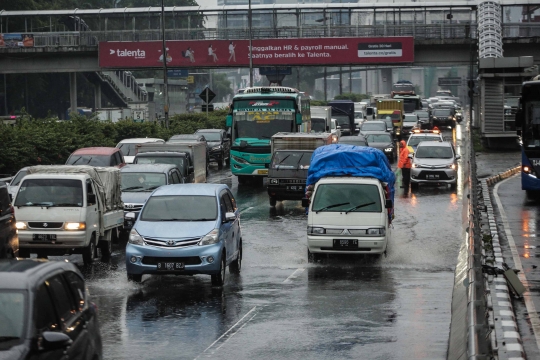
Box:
[226, 87, 311, 184]
[392, 94, 423, 113]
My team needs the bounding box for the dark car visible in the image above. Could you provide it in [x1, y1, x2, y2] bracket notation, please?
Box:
[194, 129, 231, 169]
[0, 181, 18, 258]
[66, 147, 126, 168]
[338, 135, 369, 147]
[414, 110, 432, 129]
[365, 131, 397, 162]
[133, 151, 194, 183]
[432, 108, 456, 128]
[402, 114, 420, 138]
[168, 134, 207, 143]
[121, 163, 184, 231]
[0, 259, 102, 360]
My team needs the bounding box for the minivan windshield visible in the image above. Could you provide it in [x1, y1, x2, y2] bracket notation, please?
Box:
[415, 146, 454, 159]
[15, 179, 83, 207]
[361, 122, 386, 131]
[121, 173, 167, 191]
[117, 143, 139, 156]
[66, 155, 111, 167]
[140, 195, 217, 221]
[0, 291, 25, 349]
[312, 184, 382, 213]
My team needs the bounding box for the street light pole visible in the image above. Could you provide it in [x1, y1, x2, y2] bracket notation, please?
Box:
[161, 0, 170, 128]
[248, 0, 253, 87]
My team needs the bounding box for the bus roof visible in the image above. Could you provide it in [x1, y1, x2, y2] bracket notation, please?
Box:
[233, 86, 302, 98]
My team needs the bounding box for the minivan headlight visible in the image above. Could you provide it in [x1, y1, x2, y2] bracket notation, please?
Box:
[199, 229, 220, 246]
[447, 164, 456, 170]
[15, 222, 27, 230]
[307, 226, 325, 235]
[128, 229, 144, 245]
[367, 228, 385, 236]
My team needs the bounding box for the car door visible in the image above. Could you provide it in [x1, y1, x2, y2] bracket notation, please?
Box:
[225, 190, 240, 256]
[31, 282, 65, 360]
[218, 191, 234, 264]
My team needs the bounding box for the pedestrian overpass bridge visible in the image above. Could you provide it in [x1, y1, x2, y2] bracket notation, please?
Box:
[1, 1, 540, 73]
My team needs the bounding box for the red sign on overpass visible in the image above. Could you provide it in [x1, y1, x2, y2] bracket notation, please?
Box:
[99, 37, 413, 68]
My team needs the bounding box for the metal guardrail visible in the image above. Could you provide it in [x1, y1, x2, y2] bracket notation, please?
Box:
[11, 23, 540, 49]
[0, 177, 13, 183]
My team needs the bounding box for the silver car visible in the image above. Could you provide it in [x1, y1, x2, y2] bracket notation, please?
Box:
[410, 141, 460, 190]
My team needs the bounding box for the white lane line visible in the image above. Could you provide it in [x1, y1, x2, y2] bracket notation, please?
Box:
[214, 313, 258, 352]
[494, 175, 540, 351]
[194, 306, 258, 359]
[239, 207, 254, 215]
[283, 268, 305, 283]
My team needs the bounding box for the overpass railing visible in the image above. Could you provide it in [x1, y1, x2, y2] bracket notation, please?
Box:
[12, 23, 540, 49]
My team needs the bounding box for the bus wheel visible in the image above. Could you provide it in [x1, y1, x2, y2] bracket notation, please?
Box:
[253, 176, 264, 186]
[237, 176, 247, 184]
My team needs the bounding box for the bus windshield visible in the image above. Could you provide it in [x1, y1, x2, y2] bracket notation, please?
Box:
[233, 98, 297, 139]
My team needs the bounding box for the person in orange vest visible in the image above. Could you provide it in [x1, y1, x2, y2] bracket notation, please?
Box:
[398, 140, 412, 189]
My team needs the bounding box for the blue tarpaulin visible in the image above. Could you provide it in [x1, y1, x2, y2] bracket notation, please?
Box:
[306, 144, 395, 204]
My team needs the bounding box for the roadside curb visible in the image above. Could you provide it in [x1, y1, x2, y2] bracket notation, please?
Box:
[481, 169, 525, 360]
[485, 166, 520, 186]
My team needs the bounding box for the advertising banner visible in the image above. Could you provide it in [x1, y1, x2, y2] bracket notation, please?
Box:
[99, 37, 413, 68]
[0, 34, 34, 47]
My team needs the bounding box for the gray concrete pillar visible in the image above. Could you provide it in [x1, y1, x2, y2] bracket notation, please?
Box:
[380, 68, 393, 94]
[94, 82, 102, 110]
[69, 72, 77, 114]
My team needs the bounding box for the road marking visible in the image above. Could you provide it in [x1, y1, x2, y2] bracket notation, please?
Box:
[494, 175, 540, 351]
[283, 268, 305, 283]
[239, 207, 254, 215]
[194, 306, 258, 359]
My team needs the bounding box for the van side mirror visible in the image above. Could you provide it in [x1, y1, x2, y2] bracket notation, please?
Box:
[301, 198, 310, 207]
[87, 194, 96, 205]
[125, 212, 136, 220]
[225, 212, 236, 222]
[41, 331, 72, 351]
[385, 199, 393, 209]
[189, 165, 194, 173]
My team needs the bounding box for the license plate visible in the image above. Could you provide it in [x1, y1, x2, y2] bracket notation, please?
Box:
[426, 174, 440, 179]
[125, 221, 133, 227]
[286, 185, 304, 191]
[157, 262, 185, 271]
[32, 234, 57, 241]
[333, 239, 358, 249]
[257, 169, 268, 175]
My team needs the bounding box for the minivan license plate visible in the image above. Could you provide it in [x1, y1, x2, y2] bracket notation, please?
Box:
[157, 262, 185, 271]
[287, 185, 304, 191]
[33, 234, 57, 241]
[333, 239, 358, 249]
[426, 174, 440, 179]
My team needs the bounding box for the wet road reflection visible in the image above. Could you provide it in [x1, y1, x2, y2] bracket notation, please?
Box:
[77, 127, 465, 359]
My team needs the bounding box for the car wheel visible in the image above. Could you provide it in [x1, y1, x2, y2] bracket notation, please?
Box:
[211, 252, 226, 286]
[230, 241, 242, 274]
[83, 235, 96, 266]
[127, 274, 142, 283]
[411, 182, 419, 191]
[218, 152, 224, 169]
[269, 197, 277, 207]
[307, 249, 321, 263]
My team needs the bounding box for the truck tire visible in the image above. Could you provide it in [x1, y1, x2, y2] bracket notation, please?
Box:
[238, 176, 247, 185]
[211, 252, 226, 286]
[450, 182, 457, 191]
[127, 274, 142, 283]
[218, 152, 224, 169]
[307, 249, 321, 263]
[99, 238, 112, 260]
[83, 235, 97, 266]
[269, 197, 277, 207]
[230, 241, 242, 274]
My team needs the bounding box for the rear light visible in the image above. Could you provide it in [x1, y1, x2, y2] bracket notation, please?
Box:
[393, 110, 401, 114]
[392, 120, 399, 123]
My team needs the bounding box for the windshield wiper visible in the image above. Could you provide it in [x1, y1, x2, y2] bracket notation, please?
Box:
[277, 154, 291, 166]
[85, 157, 93, 165]
[0, 336, 19, 342]
[189, 218, 215, 221]
[121, 186, 144, 191]
[16, 202, 54, 209]
[295, 153, 306, 168]
[345, 202, 376, 214]
[159, 218, 184, 221]
[71, 156, 83, 165]
[145, 185, 163, 191]
[314, 202, 350, 214]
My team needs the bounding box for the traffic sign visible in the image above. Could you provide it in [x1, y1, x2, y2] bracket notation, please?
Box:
[133, 110, 145, 122]
[199, 87, 216, 103]
[187, 76, 194, 84]
[167, 69, 188, 78]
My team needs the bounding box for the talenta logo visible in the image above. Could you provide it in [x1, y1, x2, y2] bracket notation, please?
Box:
[111, 48, 146, 59]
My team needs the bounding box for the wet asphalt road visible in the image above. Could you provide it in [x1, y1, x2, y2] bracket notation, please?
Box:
[66, 125, 467, 360]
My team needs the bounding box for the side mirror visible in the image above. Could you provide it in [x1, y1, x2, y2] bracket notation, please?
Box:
[87, 194, 96, 205]
[408, 154, 413, 159]
[225, 212, 236, 222]
[337, 126, 341, 130]
[301, 198, 310, 208]
[455, 155, 461, 160]
[385, 199, 393, 209]
[125, 212, 136, 220]
[226, 114, 233, 127]
[189, 165, 194, 173]
[41, 331, 72, 351]
[264, 163, 269, 169]
[295, 113, 303, 125]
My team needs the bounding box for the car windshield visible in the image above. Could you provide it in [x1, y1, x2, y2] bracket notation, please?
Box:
[0, 291, 25, 348]
[134, 156, 185, 172]
[415, 111, 429, 118]
[312, 184, 382, 213]
[433, 109, 452, 116]
[339, 138, 368, 146]
[334, 116, 350, 127]
[415, 146, 453, 159]
[14, 179, 83, 207]
[10, 170, 28, 187]
[311, 118, 326, 132]
[362, 122, 386, 131]
[271, 151, 313, 169]
[354, 112, 364, 119]
[66, 155, 111, 166]
[196, 132, 221, 141]
[121, 172, 167, 191]
[140, 195, 217, 221]
[408, 136, 441, 147]
[366, 134, 392, 143]
[117, 143, 139, 156]
[377, 113, 400, 121]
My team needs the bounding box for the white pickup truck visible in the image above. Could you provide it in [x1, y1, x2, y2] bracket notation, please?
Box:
[13, 165, 123, 265]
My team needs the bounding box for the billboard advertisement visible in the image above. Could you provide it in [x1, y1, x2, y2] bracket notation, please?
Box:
[99, 37, 413, 68]
[0, 34, 34, 47]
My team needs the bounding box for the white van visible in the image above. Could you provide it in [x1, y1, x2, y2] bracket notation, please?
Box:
[304, 177, 392, 260]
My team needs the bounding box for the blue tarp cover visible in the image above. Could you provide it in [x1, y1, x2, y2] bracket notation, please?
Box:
[306, 144, 395, 203]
